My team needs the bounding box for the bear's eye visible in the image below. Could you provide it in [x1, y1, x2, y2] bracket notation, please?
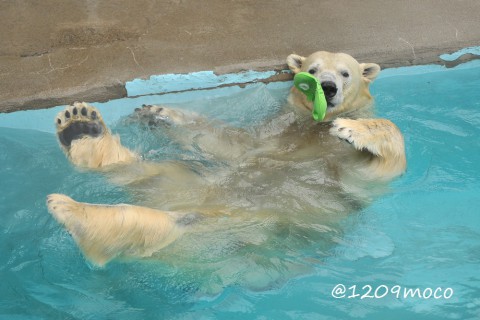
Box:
[308, 68, 316, 75]
[341, 71, 350, 78]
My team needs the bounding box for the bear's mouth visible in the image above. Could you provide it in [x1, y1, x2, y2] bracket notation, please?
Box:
[327, 101, 336, 109]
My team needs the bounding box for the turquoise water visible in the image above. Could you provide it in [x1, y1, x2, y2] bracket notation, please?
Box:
[1, 61, 480, 319]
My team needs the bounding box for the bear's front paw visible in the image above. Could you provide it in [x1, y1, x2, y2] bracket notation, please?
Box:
[330, 118, 355, 144]
[131, 104, 189, 126]
[329, 118, 381, 156]
[55, 102, 106, 148]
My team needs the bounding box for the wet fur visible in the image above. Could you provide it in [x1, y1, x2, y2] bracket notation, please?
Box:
[47, 52, 406, 270]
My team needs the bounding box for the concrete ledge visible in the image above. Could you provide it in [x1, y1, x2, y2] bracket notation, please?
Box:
[1, 82, 127, 114]
[1, 0, 480, 112]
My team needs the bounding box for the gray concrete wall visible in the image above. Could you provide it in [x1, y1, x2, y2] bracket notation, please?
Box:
[1, 0, 479, 112]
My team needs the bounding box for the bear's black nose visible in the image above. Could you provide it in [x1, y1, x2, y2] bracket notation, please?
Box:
[321, 81, 337, 99]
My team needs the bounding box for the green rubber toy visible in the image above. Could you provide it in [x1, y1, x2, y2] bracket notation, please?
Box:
[293, 72, 328, 121]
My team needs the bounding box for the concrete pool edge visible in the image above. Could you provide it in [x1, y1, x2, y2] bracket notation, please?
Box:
[0, 64, 292, 114]
[3, 0, 480, 113]
[1, 50, 480, 135]
[125, 46, 480, 98]
[1, 46, 479, 116]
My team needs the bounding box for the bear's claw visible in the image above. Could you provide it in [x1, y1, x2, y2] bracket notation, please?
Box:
[133, 104, 170, 127]
[332, 124, 354, 145]
[129, 104, 190, 126]
[55, 102, 105, 147]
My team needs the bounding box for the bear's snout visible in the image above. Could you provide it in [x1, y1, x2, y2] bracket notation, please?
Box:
[321, 81, 338, 99]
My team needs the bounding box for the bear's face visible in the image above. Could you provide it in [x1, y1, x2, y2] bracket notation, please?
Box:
[287, 51, 380, 120]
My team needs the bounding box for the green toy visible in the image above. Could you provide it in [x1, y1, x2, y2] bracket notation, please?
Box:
[293, 72, 328, 121]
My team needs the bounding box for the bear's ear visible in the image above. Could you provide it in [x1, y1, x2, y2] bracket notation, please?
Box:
[287, 54, 306, 74]
[360, 63, 381, 81]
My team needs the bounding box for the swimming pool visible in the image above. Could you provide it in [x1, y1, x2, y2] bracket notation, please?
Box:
[1, 58, 479, 319]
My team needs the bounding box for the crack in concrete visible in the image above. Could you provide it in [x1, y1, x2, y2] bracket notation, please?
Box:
[398, 38, 417, 60]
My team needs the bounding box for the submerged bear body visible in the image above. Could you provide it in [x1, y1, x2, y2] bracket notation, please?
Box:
[47, 52, 406, 289]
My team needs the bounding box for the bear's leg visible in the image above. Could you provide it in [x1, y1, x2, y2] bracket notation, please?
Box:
[55, 102, 137, 169]
[47, 194, 185, 266]
[330, 118, 406, 180]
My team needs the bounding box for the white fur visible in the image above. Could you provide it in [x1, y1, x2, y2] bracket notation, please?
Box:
[48, 51, 406, 271]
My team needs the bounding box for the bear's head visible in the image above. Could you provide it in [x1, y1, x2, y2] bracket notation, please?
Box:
[287, 51, 380, 121]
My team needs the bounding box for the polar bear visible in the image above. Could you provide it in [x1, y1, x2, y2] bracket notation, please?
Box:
[47, 51, 406, 274]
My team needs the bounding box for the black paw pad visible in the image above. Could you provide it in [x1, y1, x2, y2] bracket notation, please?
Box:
[58, 121, 103, 147]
